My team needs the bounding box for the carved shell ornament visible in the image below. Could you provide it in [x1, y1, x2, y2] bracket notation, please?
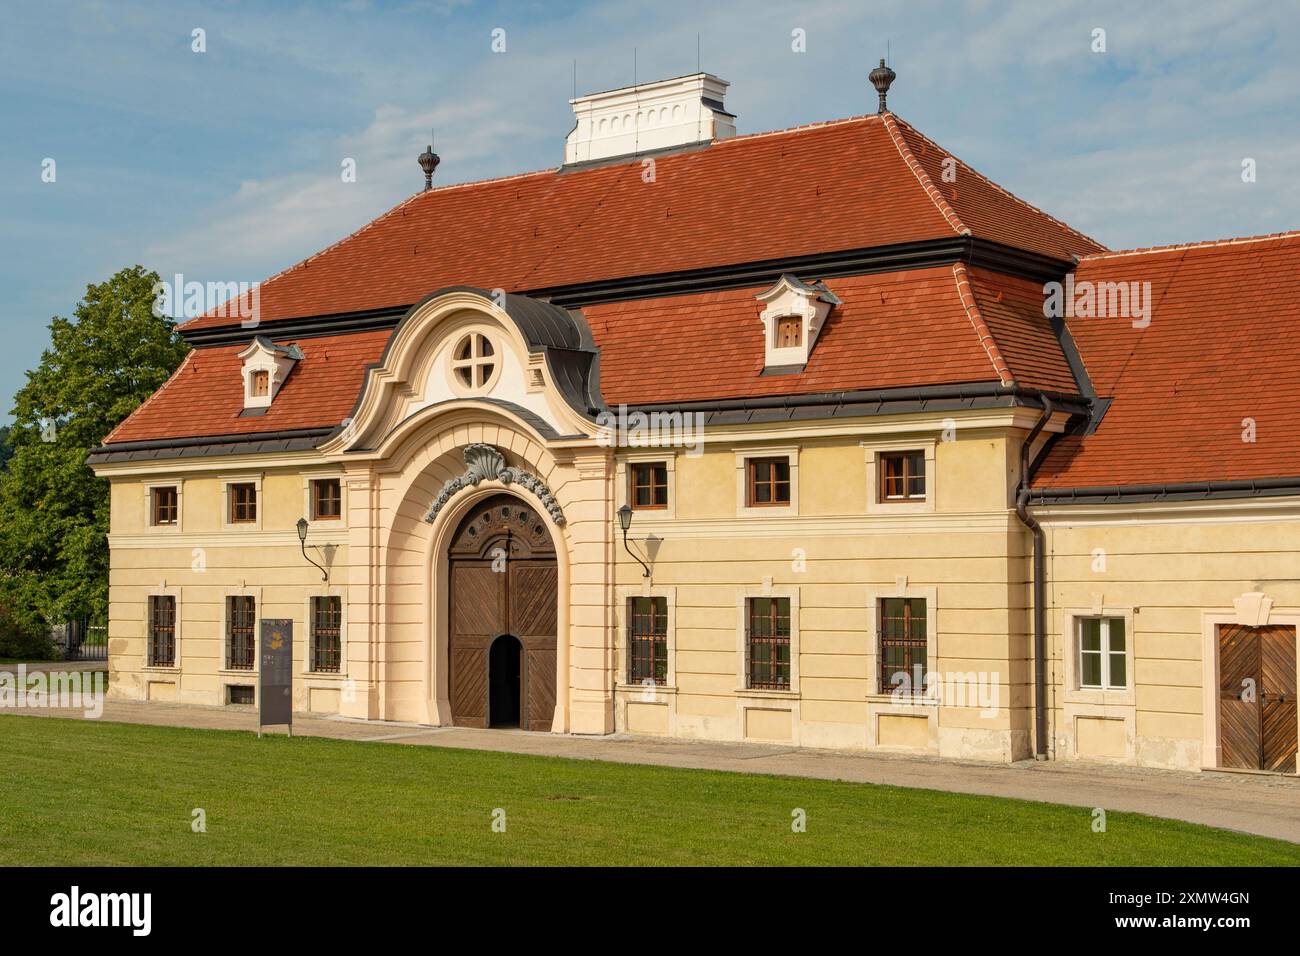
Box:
[424, 442, 566, 526]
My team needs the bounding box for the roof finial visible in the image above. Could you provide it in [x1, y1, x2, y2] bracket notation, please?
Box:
[869, 57, 896, 113]
[417, 135, 440, 191]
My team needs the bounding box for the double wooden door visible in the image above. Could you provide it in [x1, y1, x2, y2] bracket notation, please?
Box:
[1218, 624, 1297, 773]
[448, 495, 557, 731]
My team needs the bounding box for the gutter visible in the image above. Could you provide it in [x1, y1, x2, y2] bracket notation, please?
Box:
[1014, 395, 1054, 760]
[1030, 476, 1300, 505]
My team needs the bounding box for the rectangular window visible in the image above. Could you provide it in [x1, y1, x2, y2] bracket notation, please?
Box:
[628, 596, 668, 685]
[879, 597, 927, 692]
[880, 451, 926, 501]
[148, 596, 176, 667]
[747, 457, 791, 507]
[229, 483, 257, 524]
[1078, 617, 1127, 690]
[746, 597, 791, 690]
[251, 370, 270, 397]
[311, 596, 342, 674]
[629, 462, 668, 510]
[312, 478, 342, 520]
[227, 685, 255, 705]
[151, 486, 178, 526]
[227, 595, 256, 670]
[776, 316, 802, 348]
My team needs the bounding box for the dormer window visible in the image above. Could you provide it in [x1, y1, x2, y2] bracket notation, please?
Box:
[755, 274, 840, 372]
[237, 336, 303, 412]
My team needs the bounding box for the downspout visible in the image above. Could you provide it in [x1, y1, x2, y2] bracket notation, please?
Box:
[1014, 396, 1053, 760]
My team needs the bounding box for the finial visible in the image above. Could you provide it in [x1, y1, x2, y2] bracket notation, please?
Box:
[418, 143, 440, 191]
[869, 58, 896, 114]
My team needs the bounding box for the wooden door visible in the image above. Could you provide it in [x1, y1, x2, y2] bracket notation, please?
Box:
[1219, 624, 1297, 772]
[447, 495, 557, 730]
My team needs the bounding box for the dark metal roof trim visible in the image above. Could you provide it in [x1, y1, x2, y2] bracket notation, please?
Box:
[1030, 477, 1300, 506]
[87, 427, 335, 465]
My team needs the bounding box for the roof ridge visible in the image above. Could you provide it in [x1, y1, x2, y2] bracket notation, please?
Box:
[1079, 229, 1300, 261]
[881, 112, 969, 237]
[102, 348, 198, 443]
[890, 115, 1109, 254]
[951, 261, 1015, 386]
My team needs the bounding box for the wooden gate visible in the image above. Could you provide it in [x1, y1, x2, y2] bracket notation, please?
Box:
[1218, 623, 1297, 773]
[448, 494, 557, 731]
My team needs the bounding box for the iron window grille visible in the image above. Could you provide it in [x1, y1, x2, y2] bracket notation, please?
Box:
[880, 451, 926, 501]
[151, 486, 178, 526]
[879, 597, 927, 692]
[228, 483, 257, 523]
[312, 478, 342, 520]
[227, 595, 256, 670]
[628, 596, 668, 685]
[311, 596, 342, 674]
[746, 597, 791, 690]
[148, 595, 176, 667]
[630, 462, 668, 510]
[747, 457, 791, 506]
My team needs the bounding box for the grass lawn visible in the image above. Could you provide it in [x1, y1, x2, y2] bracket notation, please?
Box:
[2, 715, 1297, 866]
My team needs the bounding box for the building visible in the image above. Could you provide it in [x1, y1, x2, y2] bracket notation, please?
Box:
[89, 68, 1300, 774]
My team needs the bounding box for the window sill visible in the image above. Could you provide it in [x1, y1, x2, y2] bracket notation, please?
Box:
[218, 669, 257, 678]
[143, 666, 181, 674]
[735, 687, 799, 699]
[304, 671, 348, 681]
[615, 682, 677, 696]
[866, 693, 939, 708]
[1064, 688, 1135, 708]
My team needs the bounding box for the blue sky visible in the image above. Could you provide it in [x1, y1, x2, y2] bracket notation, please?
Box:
[2, 0, 1297, 424]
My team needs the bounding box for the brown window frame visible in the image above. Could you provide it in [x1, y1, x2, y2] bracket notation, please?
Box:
[629, 462, 668, 510]
[775, 315, 802, 348]
[311, 478, 342, 520]
[879, 597, 927, 692]
[226, 595, 256, 670]
[310, 595, 342, 674]
[228, 482, 258, 524]
[151, 486, 179, 526]
[746, 597, 791, 690]
[148, 595, 176, 668]
[628, 596, 668, 685]
[879, 451, 926, 502]
[746, 456, 791, 507]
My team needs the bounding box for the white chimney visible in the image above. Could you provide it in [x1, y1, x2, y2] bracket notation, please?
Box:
[564, 73, 736, 165]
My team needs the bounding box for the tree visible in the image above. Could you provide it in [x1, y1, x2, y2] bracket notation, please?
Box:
[0, 425, 12, 471]
[0, 266, 189, 631]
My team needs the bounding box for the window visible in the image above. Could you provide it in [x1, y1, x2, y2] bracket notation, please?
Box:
[747, 457, 791, 507]
[628, 596, 668, 685]
[151, 486, 178, 526]
[312, 478, 341, 520]
[1078, 617, 1127, 690]
[227, 595, 256, 670]
[227, 685, 255, 705]
[451, 333, 496, 390]
[746, 597, 791, 690]
[251, 370, 270, 397]
[229, 483, 257, 524]
[311, 596, 342, 674]
[630, 462, 668, 510]
[879, 597, 927, 692]
[148, 596, 176, 667]
[775, 316, 802, 348]
[880, 451, 926, 501]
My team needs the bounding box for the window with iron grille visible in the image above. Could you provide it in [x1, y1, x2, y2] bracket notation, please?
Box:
[628, 596, 668, 685]
[229, 483, 257, 523]
[148, 595, 176, 667]
[312, 478, 341, 520]
[879, 597, 927, 692]
[747, 457, 791, 506]
[629, 462, 668, 510]
[311, 596, 342, 674]
[880, 451, 926, 501]
[151, 486, 178, 526]
[746, 597, 791, 690]
[227, 595, 256, 670]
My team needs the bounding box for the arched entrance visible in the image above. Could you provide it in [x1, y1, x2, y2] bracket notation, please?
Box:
[447, 494, 558, 730]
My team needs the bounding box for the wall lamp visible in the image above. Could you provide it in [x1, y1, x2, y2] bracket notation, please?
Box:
[296, 517, 329, 582]
[617, 504, 650, 578]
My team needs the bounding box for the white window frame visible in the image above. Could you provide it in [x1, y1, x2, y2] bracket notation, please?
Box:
[143, 588, 182, 671]
[1077, 616, 1128, 691]
[144, 480, 184, 533]
[735, 446, 799, 517]
[1062, 607, 1136, 707]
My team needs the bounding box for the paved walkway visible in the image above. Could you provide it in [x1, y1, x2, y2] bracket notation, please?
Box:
[8, 699, 1299, 843]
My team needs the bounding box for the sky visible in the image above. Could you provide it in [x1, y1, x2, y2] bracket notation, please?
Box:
[1, 0, 1297, 423]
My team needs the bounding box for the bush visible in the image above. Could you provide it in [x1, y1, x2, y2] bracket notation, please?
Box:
[0, 602, 54, 660]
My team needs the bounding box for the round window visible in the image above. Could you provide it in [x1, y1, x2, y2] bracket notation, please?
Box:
[452, 333, 497, 390]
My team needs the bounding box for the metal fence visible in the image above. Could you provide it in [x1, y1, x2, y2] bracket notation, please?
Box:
[65, 618, 108, 662]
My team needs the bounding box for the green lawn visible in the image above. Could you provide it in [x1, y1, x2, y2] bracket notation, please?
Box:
[2, 715, 1296, 866]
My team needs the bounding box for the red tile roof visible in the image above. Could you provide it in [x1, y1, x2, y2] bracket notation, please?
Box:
[1033, 232, 1300, 489]
[180, 113, 1105, 333]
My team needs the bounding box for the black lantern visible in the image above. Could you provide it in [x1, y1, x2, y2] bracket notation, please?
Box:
[617, 504, 649, 578]
[297, 517, 328, 582]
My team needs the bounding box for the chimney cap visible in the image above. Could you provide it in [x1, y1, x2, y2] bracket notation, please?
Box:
[418, 144, 440, 191]
[869, 58, 896, 113]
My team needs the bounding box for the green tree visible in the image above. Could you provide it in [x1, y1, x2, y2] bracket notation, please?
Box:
[0, 266, 189, 631]
[0, 425, 12, 471]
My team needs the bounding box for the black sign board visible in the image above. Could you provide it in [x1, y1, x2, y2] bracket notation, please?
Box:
[258, 619, 293, 735]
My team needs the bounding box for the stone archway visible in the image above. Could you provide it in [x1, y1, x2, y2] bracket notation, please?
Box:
[446, 493, 558, 730]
